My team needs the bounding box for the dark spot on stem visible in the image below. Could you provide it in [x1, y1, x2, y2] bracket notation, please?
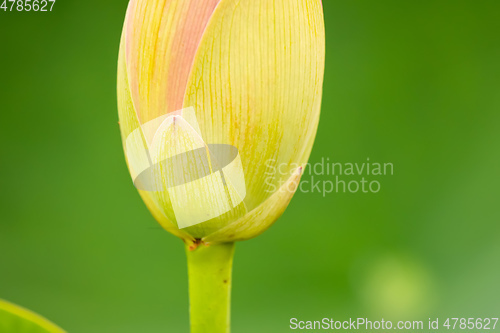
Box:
[188, 239, 203, 251]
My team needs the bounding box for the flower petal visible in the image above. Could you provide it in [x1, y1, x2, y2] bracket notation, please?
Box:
[183, 0, 325, 211]
[125, 0, 222, 129]
[147, 114, 248, 238]
[118, 32, 195, 243]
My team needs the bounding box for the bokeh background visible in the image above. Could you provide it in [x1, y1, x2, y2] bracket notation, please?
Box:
[1, 0, 499, 332]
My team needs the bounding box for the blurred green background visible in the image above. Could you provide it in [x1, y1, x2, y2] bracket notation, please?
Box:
[1, 0, 499, 332]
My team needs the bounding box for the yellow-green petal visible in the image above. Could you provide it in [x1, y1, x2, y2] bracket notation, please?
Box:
[183, 0, 325, 211]
[147, 114, 248, 238]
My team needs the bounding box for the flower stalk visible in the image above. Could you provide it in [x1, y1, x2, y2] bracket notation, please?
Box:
[186, 242, 235, 333]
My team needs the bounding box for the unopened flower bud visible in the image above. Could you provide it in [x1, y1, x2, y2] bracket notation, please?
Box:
[117, 0, 325, 247]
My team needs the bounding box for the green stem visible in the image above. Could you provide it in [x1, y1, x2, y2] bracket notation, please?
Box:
[186, 242, 235, 333]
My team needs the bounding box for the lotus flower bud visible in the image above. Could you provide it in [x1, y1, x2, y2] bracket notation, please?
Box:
[117, 0, 325, 247]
